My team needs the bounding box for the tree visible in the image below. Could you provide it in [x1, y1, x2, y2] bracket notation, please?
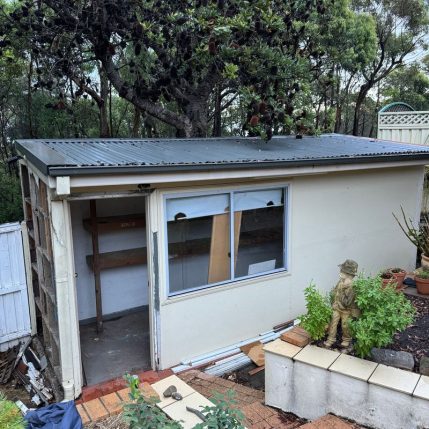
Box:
[351, 0, 429, 135]
[382, 64, 429, 111]
[5, 0, 368, 138]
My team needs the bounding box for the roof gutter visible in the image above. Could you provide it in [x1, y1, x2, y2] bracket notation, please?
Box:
[45, 153, 429, 177]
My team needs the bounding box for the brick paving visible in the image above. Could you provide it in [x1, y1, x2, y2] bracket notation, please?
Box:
[78, 368, 365, 428]
[178, 370, 304, 428]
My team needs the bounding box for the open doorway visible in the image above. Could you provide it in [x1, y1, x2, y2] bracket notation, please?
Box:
[70, 196, 150, 386]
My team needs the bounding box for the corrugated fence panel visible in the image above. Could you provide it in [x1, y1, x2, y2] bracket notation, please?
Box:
[378, 111, 429, 145]
[0, 222, 31, 345]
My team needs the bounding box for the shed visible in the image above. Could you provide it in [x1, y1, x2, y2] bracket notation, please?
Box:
[15, 134, 429, 400]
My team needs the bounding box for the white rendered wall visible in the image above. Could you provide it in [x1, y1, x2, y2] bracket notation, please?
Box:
[152, 167, 424, 369]
[70, 197, 148, 321]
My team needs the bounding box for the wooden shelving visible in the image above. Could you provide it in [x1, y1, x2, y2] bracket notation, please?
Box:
[85, 201, 147, 333]
[83, 214, 145, 233]
[86, 247, 147, 270]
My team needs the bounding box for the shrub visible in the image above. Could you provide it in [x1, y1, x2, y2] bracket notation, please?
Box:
[349, 275, 415, 358]
[122, 375, 245, 429]
[299, 283, 333, 340]
[122, 374, 182, 429]
[0, 393, 26, 429]
[194, 390, 245, 429]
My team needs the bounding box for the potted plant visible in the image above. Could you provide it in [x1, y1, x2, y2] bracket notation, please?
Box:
[380, 271, 397, 289]
[388, 267, 407, 289]
[393, 207, 429, 268]
[414, 269, 429, 295]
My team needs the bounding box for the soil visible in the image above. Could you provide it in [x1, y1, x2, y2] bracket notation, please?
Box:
[0, 378, 34, 408]
[389, 294, 429, 372]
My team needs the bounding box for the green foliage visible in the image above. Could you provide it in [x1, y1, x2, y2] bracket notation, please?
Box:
[300, 283, 333, 340]
[0, 167, 23, 224]
[123, 374, 183, 429]
[122, 375, 244, 429]
[349, 275, 415, 358]
[382, 64, 429, 111]
[194, 390, 245, 429]
[0, 393, 26, 429]
[415, 269, 429, 279]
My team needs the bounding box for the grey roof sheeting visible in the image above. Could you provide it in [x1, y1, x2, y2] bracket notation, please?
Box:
[15, 134, 429, 177]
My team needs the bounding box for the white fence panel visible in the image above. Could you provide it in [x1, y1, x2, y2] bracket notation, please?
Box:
[0, 222, 31, 349]
[378, 111, 429, 145]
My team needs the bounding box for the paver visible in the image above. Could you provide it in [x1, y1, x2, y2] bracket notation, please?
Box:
[76, 403, 90, 425]
[82, 398, 110, 421]
[100, 392, 123, 415]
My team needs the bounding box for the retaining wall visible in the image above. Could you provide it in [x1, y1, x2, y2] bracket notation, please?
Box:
[264, 340, 429, 429]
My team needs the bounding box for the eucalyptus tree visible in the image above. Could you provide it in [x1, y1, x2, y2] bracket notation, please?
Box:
[351, 0, 429, 135]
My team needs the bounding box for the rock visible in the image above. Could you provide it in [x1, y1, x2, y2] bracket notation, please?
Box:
[371, 348, 415, 371]
[420, 356, 429, 376]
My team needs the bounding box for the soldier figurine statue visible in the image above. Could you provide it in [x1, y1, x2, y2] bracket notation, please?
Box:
[324, 259, 360, 350]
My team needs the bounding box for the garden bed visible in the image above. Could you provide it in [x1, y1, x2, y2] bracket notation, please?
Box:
[389, 294, 429, 372]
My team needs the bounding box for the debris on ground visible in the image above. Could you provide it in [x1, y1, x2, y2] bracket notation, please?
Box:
[0, 336, 61, 408]
[389, 295, 429, 372]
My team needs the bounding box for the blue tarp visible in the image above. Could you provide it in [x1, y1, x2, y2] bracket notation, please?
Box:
[25, 401, 83, 429]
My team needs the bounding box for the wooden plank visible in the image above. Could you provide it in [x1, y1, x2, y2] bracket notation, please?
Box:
[90, 200, 103, 333]
[234, 211, 242, 269]
[248, 365, 265, 376]
[247, 343, 265, 367]
[87, 248, 147, 270]
[208, 213, 230, 284]
[83, 214, 146, 233]
[240, 341, 261, 355]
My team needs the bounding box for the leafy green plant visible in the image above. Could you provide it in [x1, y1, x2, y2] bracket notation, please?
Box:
[194, 390, 245, 429]
[415, 269, 429, 279]
[349, 275, 415, 358]
[122, 376, 245, 429]
[0, 393, 26, 429]
[122, 374, 183, 429]
[299, 282, 333, 340]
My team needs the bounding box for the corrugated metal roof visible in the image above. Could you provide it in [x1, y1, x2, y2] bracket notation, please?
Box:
[15, 134, 429, 177]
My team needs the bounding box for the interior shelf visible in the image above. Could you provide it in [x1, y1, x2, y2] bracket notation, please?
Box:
[83, 214, 145, 233]
[86, 247, 147, 270]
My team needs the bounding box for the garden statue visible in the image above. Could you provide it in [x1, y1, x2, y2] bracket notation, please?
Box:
[324, 259, 360, 350]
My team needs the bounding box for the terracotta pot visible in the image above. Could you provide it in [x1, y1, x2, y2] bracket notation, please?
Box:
[381, 277, 397, 289]
[389, 269, 406, 290]
[415, 276, 429, 295]
[421, 253, 429, 269]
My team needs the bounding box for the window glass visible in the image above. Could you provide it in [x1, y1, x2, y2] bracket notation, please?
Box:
[167, 194, 231, 294]
[234, 189, 284, 278]
[166, 189, 285, 295]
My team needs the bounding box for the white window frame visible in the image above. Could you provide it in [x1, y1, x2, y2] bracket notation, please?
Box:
[164, 185, 289, 297]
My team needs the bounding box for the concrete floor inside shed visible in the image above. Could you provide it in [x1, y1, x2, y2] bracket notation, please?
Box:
[80, 307, 151, 385]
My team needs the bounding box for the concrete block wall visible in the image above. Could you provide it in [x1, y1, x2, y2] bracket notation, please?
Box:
[264, 340, 429, 429]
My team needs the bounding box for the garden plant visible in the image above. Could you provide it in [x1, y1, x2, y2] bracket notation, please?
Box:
[348, 274, 415, 358]
[0, 393, 26, 429]
[122, 374, 245, 429]
[299, 282, 333, 341]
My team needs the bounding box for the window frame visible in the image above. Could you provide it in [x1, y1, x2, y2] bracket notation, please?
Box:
[163, 185, 289, 297]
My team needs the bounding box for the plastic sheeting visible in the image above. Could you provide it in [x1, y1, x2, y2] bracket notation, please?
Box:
[25, 401, 83, 429]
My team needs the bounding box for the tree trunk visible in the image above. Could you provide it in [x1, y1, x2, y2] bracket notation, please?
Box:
[212, 85, 222, 137]
[352, 85, 370, 136]
[27, 56, 35, 138]
[99, 68, 111, 137]
[184, 99, 209, 137]
[132, 106, 141, 137]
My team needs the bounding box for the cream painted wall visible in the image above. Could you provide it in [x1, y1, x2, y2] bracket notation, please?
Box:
[153, 166, 424, 369]
[70, 197, 148, 321]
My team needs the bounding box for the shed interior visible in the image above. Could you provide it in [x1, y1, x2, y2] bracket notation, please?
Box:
[70, 196, 150, 385]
